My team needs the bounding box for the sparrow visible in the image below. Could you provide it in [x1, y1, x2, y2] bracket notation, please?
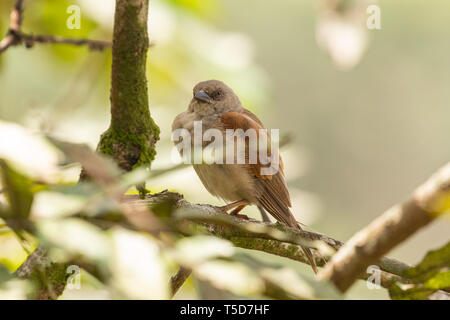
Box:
[172, 80, 318, 273]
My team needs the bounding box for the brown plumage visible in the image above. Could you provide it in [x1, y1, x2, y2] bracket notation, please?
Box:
[172, 80, 318, 273]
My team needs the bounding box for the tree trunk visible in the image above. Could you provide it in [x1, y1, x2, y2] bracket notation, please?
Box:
[85, 0, 159, 177]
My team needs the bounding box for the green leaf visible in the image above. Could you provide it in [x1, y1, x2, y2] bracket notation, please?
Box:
[0, 121, 60, 183]
[389, 242, 450, 300]
[0, 264, 33, 300]
[424, 271, 450, 290]
[48, 138, 121, 183]
[194, 260, 265, 297]
[32, 191, 89, 219]
[169, 235, 234, 267]
[36, 218, 111, 263]
[120, 167, 151, 190]
[110, 228, 170, 299]
[0, 277, 33, 299]
[234, 254, 342, 300]
[390, 272, 450, 300]
[404, 241, 450, 283]
[0, 264, 12, 284]
[389, 283, 435, 300]
[0, 160, 34, 220]
[45, 182, 122, 218]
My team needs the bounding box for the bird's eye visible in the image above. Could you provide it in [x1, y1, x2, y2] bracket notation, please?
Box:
[212, 90, 223, 100]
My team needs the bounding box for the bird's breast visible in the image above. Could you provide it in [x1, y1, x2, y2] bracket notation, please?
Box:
[193, 163, 257, 203]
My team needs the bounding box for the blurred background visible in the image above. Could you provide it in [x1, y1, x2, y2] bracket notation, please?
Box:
[0, 0, 449, 299]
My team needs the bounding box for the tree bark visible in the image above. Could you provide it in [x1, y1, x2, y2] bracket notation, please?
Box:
[14, 246, 69, 300]
[11, 0, 160, 300]
[86, 0, 159, 177]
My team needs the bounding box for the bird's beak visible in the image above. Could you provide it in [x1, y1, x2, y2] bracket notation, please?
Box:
[194, 90, 212, 104]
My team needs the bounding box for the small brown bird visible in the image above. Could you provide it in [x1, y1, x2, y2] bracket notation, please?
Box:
[172, 80, 318, 273]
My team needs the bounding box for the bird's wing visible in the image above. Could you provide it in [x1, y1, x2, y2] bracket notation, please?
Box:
[220, 110, 295, 226]
[241, 109, 285, 175]
[221, 110, 318, 273]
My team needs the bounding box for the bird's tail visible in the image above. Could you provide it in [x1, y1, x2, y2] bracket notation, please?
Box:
[288, 215, 318, 274]
[299, 236, 319, 274]
[258, 201, 319, 274]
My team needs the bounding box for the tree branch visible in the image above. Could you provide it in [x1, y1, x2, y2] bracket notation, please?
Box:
[6, 0, 155, 300]
[318, 162, 450, 292]
[171, 266, 192, 297]
[86, 0, 159, 188]
[11, 32, 111, 51]
[0, 0, 24, 54]
[129, 191, 412, 290]
[14, 246, 69, 300]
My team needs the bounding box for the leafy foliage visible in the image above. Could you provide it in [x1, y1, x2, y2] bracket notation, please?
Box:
[389, 242, 450, 300]
[0, 122, 338, 299]
[0, 0, 448, 301]
[0, 161, 34, 220]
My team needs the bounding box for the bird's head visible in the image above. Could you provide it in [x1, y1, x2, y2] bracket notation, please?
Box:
[189, 80, 242, 115]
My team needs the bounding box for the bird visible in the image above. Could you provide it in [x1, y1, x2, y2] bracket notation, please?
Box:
[172, 80, 318, 274]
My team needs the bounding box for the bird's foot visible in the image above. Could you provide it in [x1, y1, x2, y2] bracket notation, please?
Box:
[229, 208, 249, 220]
[218, 200, 250, 220]
[217, 200, 248, 212]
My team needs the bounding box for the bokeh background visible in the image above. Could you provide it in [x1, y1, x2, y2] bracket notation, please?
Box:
[0, 0, 449, 299]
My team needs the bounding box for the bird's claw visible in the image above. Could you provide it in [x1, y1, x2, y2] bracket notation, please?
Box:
[217, 203, 249, 220]
[230, 212, 249, 220]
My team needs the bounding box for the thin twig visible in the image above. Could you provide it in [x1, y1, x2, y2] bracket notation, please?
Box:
[171, 266, 192, 297]
[0, 0, 111, 55]
[0, 0, 24, 53]
[18, 32, 112, 51]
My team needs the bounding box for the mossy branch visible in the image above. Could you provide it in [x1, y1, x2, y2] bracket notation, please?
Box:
[127, 191, 412, 291]
[92, 0, 159, 176]
[14, 246, 70, 300]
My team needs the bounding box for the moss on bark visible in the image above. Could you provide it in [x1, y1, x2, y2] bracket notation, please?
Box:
[96, 0, 159, 173]
[31, 262, 70, 300]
